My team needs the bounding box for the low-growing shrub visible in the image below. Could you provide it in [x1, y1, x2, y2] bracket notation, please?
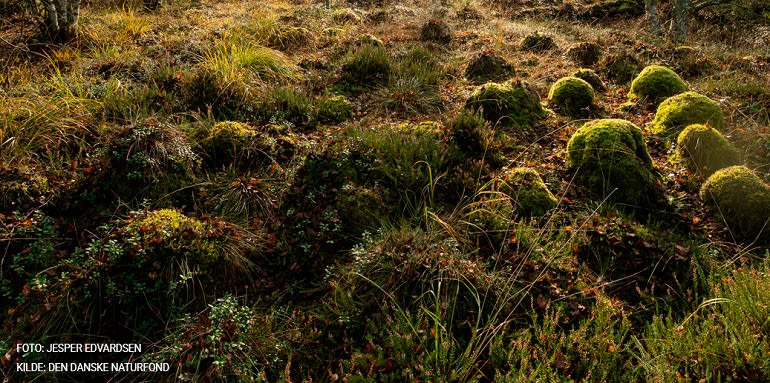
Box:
[420, 19, 452, 44]
[599, 49, 642, 84]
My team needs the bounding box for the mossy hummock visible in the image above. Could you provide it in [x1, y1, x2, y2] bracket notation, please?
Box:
[571, 68, 606, 92]
[200, 121, 255, 166]
[700, 166, 770, 242]
[565, 41, 603, 66]
[465, 80, 545, 128]
[500, 167, 558, 217]
[675, 124, 741, 177]
[628, 65, 687, 105]
[317, 94, 353, 123]
[520, 31, 556, 52]
[548, 76, 595, 117]
[649, 91, 725, 141]
[464, 52, 515, 85]
[567, 119, 661, 208]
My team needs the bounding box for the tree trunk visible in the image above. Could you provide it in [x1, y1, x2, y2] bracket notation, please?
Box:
[30, 0, 79, 42]
[669, 0, 689, 43]
[644, 0, 662, 37]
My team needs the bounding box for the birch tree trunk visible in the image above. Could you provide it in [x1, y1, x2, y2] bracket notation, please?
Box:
[644, 0, 662, 37]
[669, 0, 690, 43]
[30, 0, 80, 42]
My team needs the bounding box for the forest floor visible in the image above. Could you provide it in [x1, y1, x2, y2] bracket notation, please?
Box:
[1, 0, 770, 381]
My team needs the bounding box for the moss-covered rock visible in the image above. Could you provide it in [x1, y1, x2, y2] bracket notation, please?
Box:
[567, 119, 661, 208]
[520, 31, 556, 52]
[571, 68, 606, 92]
[565, 41, 603, 66]
[675, 124, 741, 177]
[465, 80, 545, 128]
[700, 166, 770, 242]
[548, 76, 595, 117]
[628, 65, 688, 105]
[500, 167, 558, 217]
[464, 51, 515, 85]
[649, 91, 725, 140]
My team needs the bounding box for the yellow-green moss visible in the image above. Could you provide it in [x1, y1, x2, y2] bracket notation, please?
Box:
[675, 124, 741, 177]
[127, 209, 205, 241]
[317, 94, 353, 123]
[548, 76, 595, 117]
[649, 91, 725, 140]
[628, 65, 687, 105]
[700, 166, 770, 242]
[198, 121, 255, 167]
[567, 119, 660, 208]
[356, 34, 384, 47]
[571, 68, 606, 92]
[465, 80, 544, 128]
[500, 167, 558, 217]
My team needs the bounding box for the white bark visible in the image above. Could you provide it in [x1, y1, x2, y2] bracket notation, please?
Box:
[28, 0, 79, 41]
[644, 0, 661, 37]
[670, 0, 690, 43]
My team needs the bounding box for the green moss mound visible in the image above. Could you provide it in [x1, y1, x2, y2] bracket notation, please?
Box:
[567, 119, 661, 208]
[571, 68, 606, 92]
[465, 80, 545, 128]
[675, 124, 741, 177]
[198, 121, 255, 167]
[500, 167, 558, 217]
[548, 76, 595, 117]
[628, 65, 688, 105]
[317, 94, 353, 123]
[700, 166, 770, 242]
[649, 91, 725, 140]
[464, 51, 515, 85]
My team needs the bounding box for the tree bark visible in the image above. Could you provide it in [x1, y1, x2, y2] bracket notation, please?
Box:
[669, 0, 689, 43]
[29, 0, 78, 42]
[644, 0, 662, 37]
